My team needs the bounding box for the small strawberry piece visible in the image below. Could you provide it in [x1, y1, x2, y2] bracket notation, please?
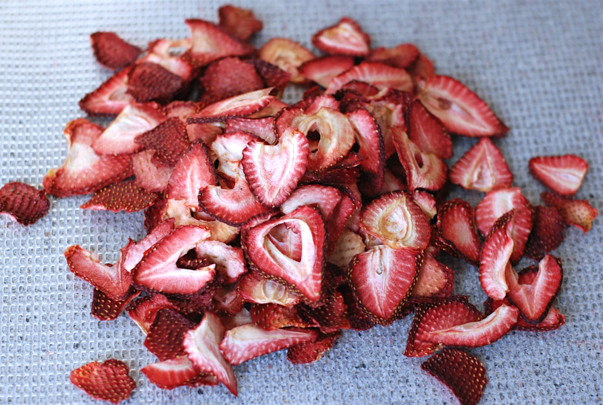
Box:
[250, 59, 292, 94]
[412, 190, 437, 220]
[218, 5, 263, 42]
[91, 288, 140, 321]
[529, 155, 588, 196]
[238, 272, 301, 306]
[541, 191, 598, 232]
[412, 252, 454, 298]
[80, 182, 157, 213]
[70, 359, 136, 404]
[219, 323, 319, 365]
[281, 185, 342, 220]
[79, 68, 134, 116]
[326, 62, 413, 94]
[259, 38, 315, 84]
[188, 88, 276, 123]
[144, 308, 196, 361]
[298, 55, 355, 88]
[200, 57, 265, 103]
[121, 219, 175, 272]
[327, 228, 365, 269]
[312, 17, 370, 57]
[340, 80, 381, 97]
[43, 119, 132, 197]
[213, 284, 244, 316]
[141, 356, 202, 390]
[287, 331, 340, 365]
[166, 142, 216, 209]
[408, 53, 435, 82]
[479, 212, 514, 300]
[421, 349, 487, 405]
[212, 132, 257, 181]
[484, 297, 565, 332]
[225, 117, 277, 145]
[135, 118, 190, 167]
[408, 99, 453, 159]
[366, 44, 419, 69]
[250, 304, 313, 330]
[195, 240, 246, 283]
[298, 290, 350, 332]
[132, 150, 174, 192]
[449, 138, 513, 192]
[200, 178, 271, 225]
[365, 89, 411, 158]
[437, 199, 481, 265]
[525, 205, 567, 260]
[418, 76, 508, 137]
[90, 32, 141, 70]
[127, 62, 184, 104]
[126, 293, 177, 334]
[0, 182, 50, 225]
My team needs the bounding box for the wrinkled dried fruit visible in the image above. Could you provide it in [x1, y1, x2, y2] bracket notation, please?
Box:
[0, 182, 50, 225]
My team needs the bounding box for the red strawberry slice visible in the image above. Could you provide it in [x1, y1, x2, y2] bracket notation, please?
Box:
[135, 117, 191, 167]
[90, 32, 141, 70]
[126, 62, 185, 104]
[187, 122, 224, 144]
[311, 17, 370, 57]
[70, 359, 136, 404]
[449, 138, 513, 192]
[339, 283, 376, 331]
[141, 356, 204, 390]
[479, 212, 514, 300]
[541, 191, 598, 232]
[238, 272, 301, 306]
[242, 128, 309, 207]
[525, 205, 567, 260]
[144, 308, 196, 361]
[132, 150, 174, 192]
[412, 190, 437, 220]
[133, 226, 216, 295]
[340, 80, 381, 97]
[298, 290, 350, 332]
[79, 67, 134, 116]
[213, 283, 245, 316]
[529, 155, 588, 196]
[411, 252, 455, 298]
[326, 62, 413, 94]
[484, 297, 565, 332]
[250, 59, 292, 94]
[141, 41, 194, 81]
[280, 184, 342, 220]
[365, 89, 411, 158]
[188, 88, 276, 123]
[200, 57, 265, 103]
[327, 228, 365, 269]
[248, 98, 289, 119]
[80, 181, 157, 213]
[250, 304, 314, 331]
[212, 132, 257, 182]
[287, 332, 340, 365]
[126, 293, 177, 334]
[219, 323, 319, 365]
[408, 53, 435, 82]
[325, 194, 358, 255]
[0, 182, 50, 225]
[91, 288, 140, 321]
[121, 219, 174, 272]
[43, 119, 132, 197]
[360, 191, 430, 250]
[164, 100, 199, 119]
[418, 75, 508, 137]
[348, 245, 421, 323]
[436, 199, 482, 265]
[298, 56, 355, 88]
[225, 117, 277, 145]
[303, 95, 341, 115]
[367, 43, 419, 69]
[218, 5, 263, 42]
[243, 206, 326, 302]
[195, 240, 246, 283]
[408, 99, 453, 159]
[421, 349, 487, 405]
[183, 311, 238, 395]
[166, 142, 216, 209]
[259, 38, 315, 84]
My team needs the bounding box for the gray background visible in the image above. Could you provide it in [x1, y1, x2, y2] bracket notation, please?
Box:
[1, 0, 602, 403]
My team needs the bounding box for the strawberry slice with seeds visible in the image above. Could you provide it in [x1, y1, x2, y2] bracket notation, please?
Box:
[200, 57, 265, 103]
[529, 155, 588, 196]
[479, 212, 514, 300]
[188, 88, 276, 123]
[238, 272, 301, 306]
[250, 59, 292, 94]
[408, 99, 453, 159]
[524, 205, 568, 260]
[70, 359, 136, 404]
[418, 75, 508, 137]
[365, 89, 411, 158]
[79, 68, 134, 116]
[412, 190, 437, 220]
[541, 191, 598, 232]
[91, 288, 140, 321]
[166, 142, 216, 209]
[126, 62, 185, 104]
[0, 182, 50, 225]
[218, 5, 263, 42]
[194, 240, 246, 283]
[287, 332, 340, 365]
[436, 199, 482, 265]
[408, 53, 435, 82]
[248, 98, 289, 119]
[144, 308, 196, 361]
[259, 38, 315, 84]
[312, 17, 370, 57]
[121, 219, 174, 272]
[485, 298, 565, 332]
[132, 150, 174, 192]
[141, 356, 204, 390]
[304, 94, 341, 115]
[280, 185, 342, 220]
[212, 132, 257, 181]
[366, 43, 419, 69]
[80, 181, 157, 213]
[326, 62, 413, 94]
[340, 80, 381, 97]
[298, 290, 350, 333]
[421, 349, 487, 405]
[43, 119, 132, 197]
[225, 117, 277, 144]
[449, 138, 513, 192]
[126, 293, 177, 334]
[298, 55, 355, 88]
[135, 117, 191, 167]
[327, 228, 365, 269]
[250, 304, 314, 330]
[412, 252, 454, 298]
[90, 32, 141, 70]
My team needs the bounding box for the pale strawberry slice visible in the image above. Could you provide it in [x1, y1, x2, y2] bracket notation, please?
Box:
[326, 62, 413, 94]
[411, 190, 437, 220]
[259, 38, 315, 84]
[43, 119, 132, 197]
[242, 128, 309, 207]
[224, 117, 278, 145]
[219, 324, 319, 365]
[348, 245, 421, 323]
[90, 32, 141, 70]
[479, 213, 514, 300]
[194, 240, 246, 283]
[80, 181, 157, 213]
[166, 142, 216, 209]
[327, 228, 366, 269]
[238, 272, 301, 306]
[133, 226, 216, 295]
[280, 185, 342, 220]
[218, 5, 263, 42]
[408, 99, 453, 159]
[79, 67, 134, 116]
[449, 138, 513, 192]
[126, 293, 177, 334]
[212, 132, 257, 182]
[70, 359, 136, 404]
[436, 199, 482, 265]
[144, 308, 196, 361]
[287, 332, 340, 365]
[311, 17, 370, 57]
[188, 88, 275, 123]
[524, 205, 568, 260]
[418, 75, 508, 137]
[360, 191, 430, 250]
[366, 43, 419, 69]
[92, 103, 165, 155]
[200, 57, 265, 103]
[141, 356, 204, 390]
[132, 150, 174, 192]
[529, 155, 588, 196]
[0, 182, 50, 225]
[134, 117, 191, 167]
[243, 206, 326, 302]
[541, 191, 598, 232]
[411, 252, 454, 298]
[126, 62, 185, 104]
[200, 178, 271, 225]
[298, 55, 355, 88]
[91, 288, 140, 321]
[408, 53, 435, 82]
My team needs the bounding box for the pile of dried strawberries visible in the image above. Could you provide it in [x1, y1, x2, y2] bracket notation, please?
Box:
[0, 5, 598, 405]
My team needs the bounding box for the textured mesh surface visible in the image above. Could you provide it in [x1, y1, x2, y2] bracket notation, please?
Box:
[1, 0, 602, 403]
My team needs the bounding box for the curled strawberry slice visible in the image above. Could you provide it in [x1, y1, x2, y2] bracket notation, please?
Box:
[479, 212, 515, 300]
[326, 62, 413, 94]
[90, 32, 141, 70]
[0, 182, 50, 226]
[287, 332, 341, 365]
[298, 55, 355, 88]
[529, 154, 588, 196]
[366, 43, 419, 69]
[411, 190, 437, 220]
[436, 199, 482, 265]
[91, 288, 140, 321]
[541, 191, 598, 232]
[194, 240, 246, 283]
[411, 252, 454, 298]
[188, 88, 276, 123]
[133, 150, 174, 191]
[280, 184, 342, 220]
[408, 99, 453, 159]
[70, 359, 136, 404]
[218, 5, 263, 42]
[365, 89, 411, 158]
[259, 38, 315, 84]
[485, 297, 565, 332]
[126, 293, 177, 334]
[166, 142, 216, 209]
[250, 303, 313, 331]
[212, 132, 257, 182]
[79, 67, 134, 116]
[238, 272, 302, 306]
[141, 356, 207, 390]
[524, 205, 567, 260]
[312, 17, 370, 57]
[144, 308, 196, 361]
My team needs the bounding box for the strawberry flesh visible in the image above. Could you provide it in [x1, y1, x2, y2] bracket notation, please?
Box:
[0, 182, 50, 225]
[132, 150, 174, 192]
[79, 67, 134, 116]
[238, 272, 301, 306]
[367, 43, 419, 69]
[259, 38, 315, 84]
[70, 359, 136, 404]
[218, 5, 263, 42]
[194, 240, 247, 283]
[188, 88, 275, 123]
[126, 293, 177, 334]
[298, 56, 355, 88]
[326, 62, 413, 94]
[479, 212, 515, 300]
[311, 17, 370, 57]
[141, 356, 204, 390]
[408, 99, 453, 159]
[250, 303, 314, 331]
[436, 199, 481, 265]
[529, 154, 588, 196]
[166, 142, 216, 209]
[90, 32, 141, 70]
[224, 117, 277, 144]
[412, 252, 454, 298]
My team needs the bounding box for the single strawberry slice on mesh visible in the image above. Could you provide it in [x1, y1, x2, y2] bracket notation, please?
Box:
[449, 138, 513, 192]
[436, 199, 481, 265]
[144, 308, 196, 361]
[524, 205, 567, 260]
[200, 57, 265, 103]
[80, 182, 157, 213]
[188, 88, 275, 123]
[195, 240, 246, 283]
[135, 117, 191, 167]
[541, 191, 598, 232]
[411, 252, 455, 298]
[418, 75, 508, 137]
[327, 228, 365, 269]
[479, 212, 514, 300]
[366, 43, 419, 69]
[43, 119, 132, 197]
[529, 155, 588, 196]
[250, 303, 314, 331]
[408, 99, 453, 159]
[0, 182, 50, 225]
[218, 5, 263, 42]
[238, 272, 301, 306]
[224, 117, 277, 145]
[312, 17, 370, 57]
[421, 349, 487, 405]
[287, 332, 340, 365]
[126, 293, 177, 334]
[90, 32, 141, 70]
[79, 68, 134, 116]
[280, 185, 342, 220]
[259, 38, 315, 84]
[70, 359, 136, 404]
[166, 142, 216, 208]
[126, 62, 184, 104]
[91, 288, 140, 321]
[141, 356, 204, 390]
[132, 150, 174, 192]
[326, 62, 413, 94]
[298, 55, 355, 88]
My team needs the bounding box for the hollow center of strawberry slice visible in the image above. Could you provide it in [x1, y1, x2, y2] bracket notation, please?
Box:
[266, 222, 303, 262]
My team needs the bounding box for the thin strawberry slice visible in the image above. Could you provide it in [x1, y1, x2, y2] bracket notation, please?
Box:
[243, 206, 326, 302]
[418, 76, 508, 137]
[408, 99, 453, 159]
[79, 68, 134, 116]
[144, 308, 196, 361]
[218, 5, 263, 42]
[412, 190, 437, 220]
[250, 59, 292, 94]
[183, 312, 238, 395]
[43, 119, 132, 197]
[141, 356, 204, 390]
[133, 226, 216, 295]
[187, 122, 224, 144]
[219, 324, 319, 365]
[421, 349, 487, 405]
[360, 191, 430, 250]
[303, 94, 341, 115]
[326, 194, 358, 254]
[259, 38, 315, 84]
[280, 185, 342, 220]
[327, 228, 365, 269]
[298, 290, 350, 332]
[80, 182, 157, 213]
[479, 212, 514, 300]
[164, 277, 222, 316]
[287, 332, 340, 365]
[164, 100, 199, 119]
[449, 138, 513, 192]
[200, 178, 271, 225]
[121, 219, 174, 272]
[184, 19, 254, 67]
[242, 128, 309, 207]
[298, 55, 355, 88]
[127, 62, 184, 104]
[91, 288, 140, 321]
[225, 117, 277, 145]
[250, 304, 314, 330]
[142, 40, 194, 81]
[340, 80, 381, 97]
[486, 297, 565, 332]
[90, 32, 141, 70]
[408, 53, 435, 82]
[437, 199, 481, 265]
[188, 88, 275, 123]
[326, 62, 413, 94]
[92, 103, 166, 155]
[411, 252, 454, 298]
[311, 17, 370, 57]
[529, 155, 588, 196]
[166, 142, 216, 209]
[195, 240, 246, 283]
[348, 245, 421, 323]
[541, 191, 598, 232]
[366, 43, 419, 69]
[126, 293, 177, 334]
[212, 132, 257, 181]
[365, 89, 411, 158]
[525, 205, 567, 260]
[339, 283, 376, 331]
[135, 117, 191, 167]
[70, 359, 136, 404]
[248, 98, 289, 119]
[0, 182, 50, 225]
[132, 150, 174, 192]
[200, 57, 265, 103]
[238, 272, 301, 306]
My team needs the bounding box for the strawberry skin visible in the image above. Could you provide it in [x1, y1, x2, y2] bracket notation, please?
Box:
[218, 5, 263, 42]
[436, 199, 482, 265]
[408, 99, 453, 159]
[144, 308, 196, 361]
[70, 359, 136, 404]
[200, 57, 265, 103]
[524, 205, 568, 260]
[529, 154, 588, 196]
[91, 288, 140, 321]
[287, 332, 340, 365]
[90, 32, 141, 70]
[367, 43, 419, 69]
[0, 182, 50, 225]
[126, 293, 177, 334]
[311, 17, 371, 57]
[541, 191, 598, 232]
[80, 182, 157, 213]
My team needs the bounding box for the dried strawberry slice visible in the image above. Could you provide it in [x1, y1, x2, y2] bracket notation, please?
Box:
[524, 205, 567, 260]
[412, 190, 437, 220]
[238, 272, 301, 307]
[326, 62, 413, 94]
[132, 150, 174, 192]
[90, 32, 141, 70]
[121, 219, 174, 273]
[0, 182, 50, 225]
[411, 252, 454, 298]
[421, 349, 487, 405]
[213, 284, 245, 316]
[91, 288, 140, 321]
[366, 43, 419, 69]
[529, 155, 588, 196]
[298, 290, 350, 332]
[327, 229, 365, 269]
[408, 99, 453, 159]
[541, 191, 598, 232]
[141, 356, 204, 390]
[479, 212, 514, 300]
[365, 89, 411, 158]
[298, 55, 355, 88]
[312, 17, 370, 57]
[126, 293, 177, 334]
[248, 98, 289, 119]
[250, 304, 313, 330]
[436, 199, 482, 265]
[250, 59, 292, 94]
[188, 88, 276, 123]
[418, 76, 509, 137]
[70, 359, 136, 404]
[135, 117, 191, 167]
[287, 331, 340, 365]
[340, 80, 381, 97]
[259, 38, 315, 84]
[408, 53, 435, 82]
[166, 142, 216, 209]
[449, 138, 513, 192]
[304, 94, 341, 115]
[485, 297, 565, 332]
[280, 185, 342, 220]
[195, 240, 246, 283]
[144, 308, 196, 361]
[79, 67, 134, 116]
[225, 117, 277, 144]
[80, 182, 157, 213]
[127, 62, 184, 104]
[200, 57, 265, 103]
[218, 5, 263, 42]
[212, 132, 257, 181]
[142, 40, 194, 81]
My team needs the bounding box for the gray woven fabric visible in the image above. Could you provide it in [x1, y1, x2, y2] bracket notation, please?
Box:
[1, 0, 602, 403]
